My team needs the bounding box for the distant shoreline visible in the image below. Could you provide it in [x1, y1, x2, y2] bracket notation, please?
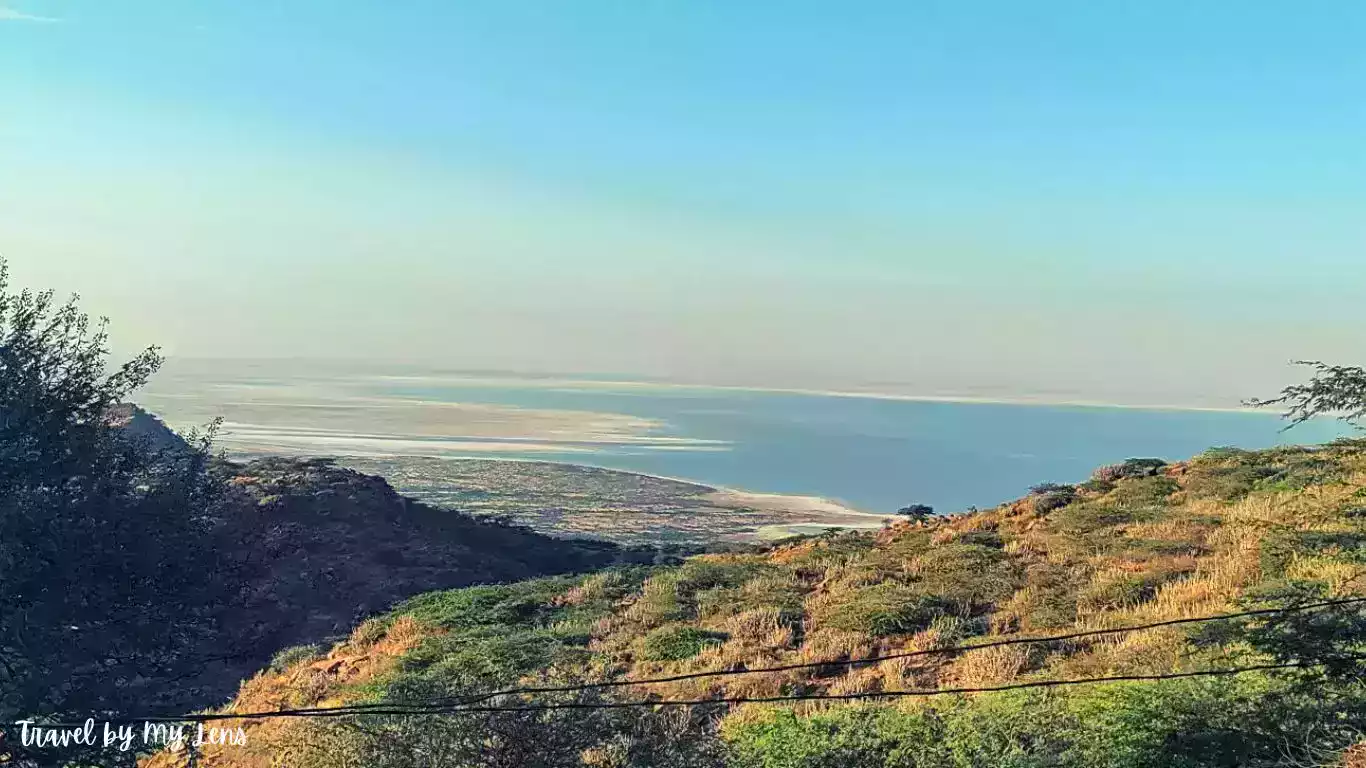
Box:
[359, 372, 1265, 415]
[326, 453, 893, 545]
[345, 453, 890, 520]
[158, 358, 1271, 414]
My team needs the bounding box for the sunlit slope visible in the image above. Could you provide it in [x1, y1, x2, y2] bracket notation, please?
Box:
[154, 439, 1366, 768]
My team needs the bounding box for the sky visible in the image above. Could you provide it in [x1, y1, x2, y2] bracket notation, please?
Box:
[1, 1, 1364, 407]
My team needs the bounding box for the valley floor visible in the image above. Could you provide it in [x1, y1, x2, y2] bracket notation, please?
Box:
[330, 456, 890, 545]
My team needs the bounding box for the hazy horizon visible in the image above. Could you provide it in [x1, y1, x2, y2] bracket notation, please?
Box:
[145, 355, 1308, 412]
[4, 2, 1364, 407]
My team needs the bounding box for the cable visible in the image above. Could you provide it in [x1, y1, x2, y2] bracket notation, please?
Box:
[23, 596, 1363, 727]
[218, 594, 1366, 719]
[35, 657, 1361, 727]
[330, 658, 1363, 716]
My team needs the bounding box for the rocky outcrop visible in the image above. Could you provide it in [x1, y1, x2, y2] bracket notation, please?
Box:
[106, 403, 189, 453]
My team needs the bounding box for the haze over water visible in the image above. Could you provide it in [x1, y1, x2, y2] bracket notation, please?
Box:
[139, 360, 1352, 514]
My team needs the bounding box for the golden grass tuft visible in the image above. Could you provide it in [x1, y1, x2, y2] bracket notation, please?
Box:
[948, 644, 1033, 688]
[1285, 557, 1366, 595]
[143, 617, 439, 768]
[799, 628, 873, 665]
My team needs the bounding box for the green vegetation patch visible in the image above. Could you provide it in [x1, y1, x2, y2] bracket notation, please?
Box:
[269, 643, 324, 672]
[1187, 446, 1353, 502]
[696, 571, 808, 624]
[820, 583, 950, 637]
[393, 576, 581, 629]
[640, 625, 729, 662]
[913, 543, 1022, 607]
[363, 569, 651, 702]
[723, 673, 1366, 768]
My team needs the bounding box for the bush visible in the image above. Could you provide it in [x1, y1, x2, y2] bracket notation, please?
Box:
[723, 706, 948, 768]
[270, 643, 325, 672]
[1109, 475, 1179, 507]
[1077, 571, 1173, 613]
[821, 584, 949, 637]
[640, 626, 727, 662]
[696, 572, 807, 624]
[1050, 500, 1166, 534]
[1077, 478, 1115, 494]
[394, 577, 579, 629]
[1016, 563, 1084, 630]
[0, 260, 236, 765]
[1030, 486, 1078, 514]
[723, 675, 1366, 768]
[1184, 463, 1280, 501]
[914, 544, 1021, 607]
[1093, 458, 1168, 483]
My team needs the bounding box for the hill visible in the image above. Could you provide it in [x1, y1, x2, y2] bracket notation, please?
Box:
[158, 440, 1366, 768]
[105, 403, 190, 454]
[160, 455, 661, 709]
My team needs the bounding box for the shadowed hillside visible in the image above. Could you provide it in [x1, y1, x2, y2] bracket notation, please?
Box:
[163, 440, 1366, 768]
[178, 455, 661, 708]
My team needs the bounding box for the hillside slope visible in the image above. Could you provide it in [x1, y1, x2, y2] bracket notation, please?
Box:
[149, 440, 1366, 768]
[121, 455, 659, 714]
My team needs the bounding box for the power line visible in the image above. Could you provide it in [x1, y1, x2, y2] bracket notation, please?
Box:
[221, 594, 1366, 719]
[27, 595, 1363, 727]
[40, 657, 1361, 727]
[319, 658, 1364, 716]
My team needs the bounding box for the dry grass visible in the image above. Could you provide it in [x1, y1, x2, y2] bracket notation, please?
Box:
[175, 441, 1366, 761]
[948, 644, 1034, 688]
[798, 628, 874, 665]
[142, 617, 438, 768]
[557, 570, 625, 607]
[1286, 557, 1366, 595]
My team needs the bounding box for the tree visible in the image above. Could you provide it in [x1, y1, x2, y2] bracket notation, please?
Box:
[1247, 360, 1366, 430]
[897, 504, 935, 521]
[0, 259, 233, 767]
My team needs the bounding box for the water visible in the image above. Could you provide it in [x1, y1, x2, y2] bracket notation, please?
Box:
[139, 363, 1354, 514]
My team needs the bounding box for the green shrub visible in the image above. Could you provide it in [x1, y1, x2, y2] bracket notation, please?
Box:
[697, 572, 807, 623]
[640, 626, 727, 661]
[915, 544, 1021, 607]
[1050, 501, 1165, 534]
[393, 577, 579, 629]
[1186, 449, 1350, 502]
[392, 628, 562, 691]
[782, 533, 879, 568]
[723, 706, 949, 768]
[1016, 564, 1084, 630]
[1109, 475, 1179, 508]
[1093, 458, 1168, 483]
[822, 584, 949, 637]
[1077, 478, 1115, 494]
[1253, 456, 1348, 492]
[677, 559, 770, 593]
[1077, 571, 1174, 612]
[1032, 491, 1077, 514]
[724, 675, 1366, 768]
[1185, 464, 1280, 501]
[270, 643, 324, 672]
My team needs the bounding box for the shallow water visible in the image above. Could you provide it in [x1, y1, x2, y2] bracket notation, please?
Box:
[140, 362, 1353, 514]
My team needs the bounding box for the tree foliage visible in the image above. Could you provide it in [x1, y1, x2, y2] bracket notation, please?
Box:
[896, 504, 934, 521]
[0, 259, 233, 767]
[1248, 360, 1366, 430]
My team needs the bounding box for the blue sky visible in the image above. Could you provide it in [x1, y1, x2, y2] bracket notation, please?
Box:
[1, 1, 1364, 405]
